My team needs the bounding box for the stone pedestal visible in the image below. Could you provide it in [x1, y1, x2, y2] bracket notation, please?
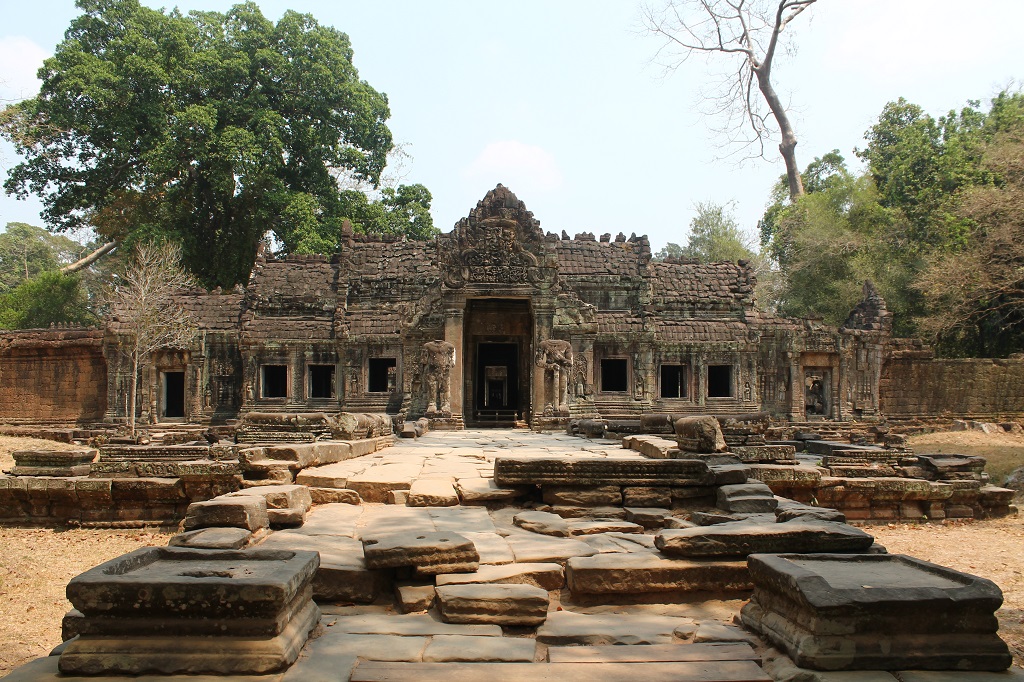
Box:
[59, 547, 321, 675]
[741, 553, 1012, 672]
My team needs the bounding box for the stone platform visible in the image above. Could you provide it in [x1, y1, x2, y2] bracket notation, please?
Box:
[5, 429, 1021, 681]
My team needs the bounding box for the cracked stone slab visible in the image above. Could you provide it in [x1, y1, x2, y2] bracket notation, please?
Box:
[361, 531, 480, 574]
[324, 613, 502, 637]
[536, 610, 690, 645]
[655, 520, 874, 557]
[259, 532, 382, 603]
[422, 635, 536, 662]
[435, 584, 549, 626]
[504, 531, 598, 564]
[548, 641, 759, 663]
[350, 660, 772, 682]
[435, 562, 565, 590]
[456, 478, 529, 503]
[462, 532, 514, 565]
[289, 503, 362, 537]
[407, 479, 459, 507]
[513, 510, 569, 537]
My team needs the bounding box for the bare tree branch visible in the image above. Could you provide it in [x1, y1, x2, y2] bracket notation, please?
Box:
[641, 0, 816, 198]
[60, 240, 118, 274]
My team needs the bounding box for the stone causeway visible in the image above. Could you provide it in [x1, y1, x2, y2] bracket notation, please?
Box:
[4, 428, 1023, 682]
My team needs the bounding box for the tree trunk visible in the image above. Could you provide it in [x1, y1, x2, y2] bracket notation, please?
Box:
[128, 351, 139, 438]
[61, 240, 118, 274]
[756, 69, 805, 200]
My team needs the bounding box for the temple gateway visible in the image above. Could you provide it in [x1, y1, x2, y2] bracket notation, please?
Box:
[95, 184, 891, 429]
[6, 184, 1024, 429]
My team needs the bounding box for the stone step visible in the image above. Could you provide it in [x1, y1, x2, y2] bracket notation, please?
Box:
[566, 553, 751, 595]
[435, 583, 550, 626]
[655, 520, 874, 557]
[350, 660, 771, 682]
[547, 641, 759, 663]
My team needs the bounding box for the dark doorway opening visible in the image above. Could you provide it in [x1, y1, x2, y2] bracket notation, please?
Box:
[660, 364, 687, 398]
[475, 343, 518, 423]
[162, 371, 185, 418]
[262, 365, 288, 399]
[309, 365, 336, 399]
[601, 358, 628, 393]
[707, 364, 733, 398]
[368, 358, 397, 393]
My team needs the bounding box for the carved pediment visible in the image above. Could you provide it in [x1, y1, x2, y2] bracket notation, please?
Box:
[438, 184, 553, 288]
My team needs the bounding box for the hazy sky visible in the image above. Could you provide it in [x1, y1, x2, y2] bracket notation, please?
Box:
[1, 1, 1022, 252]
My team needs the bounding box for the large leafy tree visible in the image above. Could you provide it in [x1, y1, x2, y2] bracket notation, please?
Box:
[654, 201, 757, 264]
[0, 222, 87, 293]
[2, 0, 429, 288]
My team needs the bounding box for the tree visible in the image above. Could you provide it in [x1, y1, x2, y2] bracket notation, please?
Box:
[1, 0, 418, 288]
[915, 125, 1024, 356]
[642, 0, 817, 199]
[105, 241, 197, 436]
[0, 222, 87, 293]
[654, 201, 756, 263]
[0, 271, 95, 329]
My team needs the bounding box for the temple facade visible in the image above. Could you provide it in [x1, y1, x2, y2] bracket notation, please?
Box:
[95, 185, 892, 429]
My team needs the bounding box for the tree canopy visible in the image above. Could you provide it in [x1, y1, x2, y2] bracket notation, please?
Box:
[760, 90, 1024, 353]
[0, 222, 86, 294]
[656, 201, 757, 264]
[2, 0, 434, 288]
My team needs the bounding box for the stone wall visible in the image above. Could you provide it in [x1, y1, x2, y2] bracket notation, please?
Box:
[0, 329, 107, 423]
[880, 347, 1024, 420]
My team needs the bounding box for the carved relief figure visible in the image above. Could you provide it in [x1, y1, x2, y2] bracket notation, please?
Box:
[422, 340, 456, 415]
[536, 339, 573, 415]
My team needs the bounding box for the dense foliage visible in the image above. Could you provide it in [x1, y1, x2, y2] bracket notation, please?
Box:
[760, 91, 1024, 355]
[1, 0, 434, 288]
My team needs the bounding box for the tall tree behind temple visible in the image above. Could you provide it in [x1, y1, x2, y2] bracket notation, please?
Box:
[1, 0, 433, 288]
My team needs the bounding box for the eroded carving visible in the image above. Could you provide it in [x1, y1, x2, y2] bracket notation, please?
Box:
[422, 340, 455, 415]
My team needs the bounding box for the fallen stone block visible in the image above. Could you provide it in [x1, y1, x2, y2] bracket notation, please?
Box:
[675, 415, 728, 453]
[513, 510, 570, 537]
[435, 562, 565, 590]
[182, 496, 269, 532]
[435, 583, 549, 626]
[394, 583, 436, 613]
[494, 456, 713, 487]
[227, 484, 312, 512]
[456, 477, 529, 503]
[655, 520, 874, 557]
[168, 527, 252, 550]
[717, 482, 779, 513]
[567, 518, 644, 536]
[407, 479, 460, 507]
[308, 487, 362, 505]
[362, 531, 480, 574]
[625, 507, 673, 529]
[578, 532, 658, 554]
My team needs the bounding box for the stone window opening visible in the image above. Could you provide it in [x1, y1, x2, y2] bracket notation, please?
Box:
[261, 365, 288, 399]
[600, 358, 629, 393]
[660, 364, 688, 399]
[707, 364, 733, 398]
[308, 365, 336, 399]
[368, 358, 397, 393]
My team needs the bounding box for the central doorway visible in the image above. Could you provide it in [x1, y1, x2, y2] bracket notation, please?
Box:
[464, 299, 532, 426]
[162, 370, 185, 419]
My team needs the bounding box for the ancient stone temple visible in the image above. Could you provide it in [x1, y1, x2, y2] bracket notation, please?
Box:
[8, 186, 1024, 430]
[1, 185, 907, 429]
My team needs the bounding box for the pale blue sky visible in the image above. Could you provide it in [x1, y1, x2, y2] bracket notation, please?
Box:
[2, 1, 1022, 252]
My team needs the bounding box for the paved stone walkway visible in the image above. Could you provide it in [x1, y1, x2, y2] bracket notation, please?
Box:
[12, 430, 1023, 681]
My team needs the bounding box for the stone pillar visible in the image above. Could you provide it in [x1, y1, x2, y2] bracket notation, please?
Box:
[289, 347, 304, 407]
[557, 365, 568, 413]
[789, 356, 803, 421]
[444, 307, 464, 420]
[532, 308, 554, 421]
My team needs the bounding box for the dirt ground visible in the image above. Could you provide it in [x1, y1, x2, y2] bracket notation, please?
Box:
[0, 432, 1023, 675]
